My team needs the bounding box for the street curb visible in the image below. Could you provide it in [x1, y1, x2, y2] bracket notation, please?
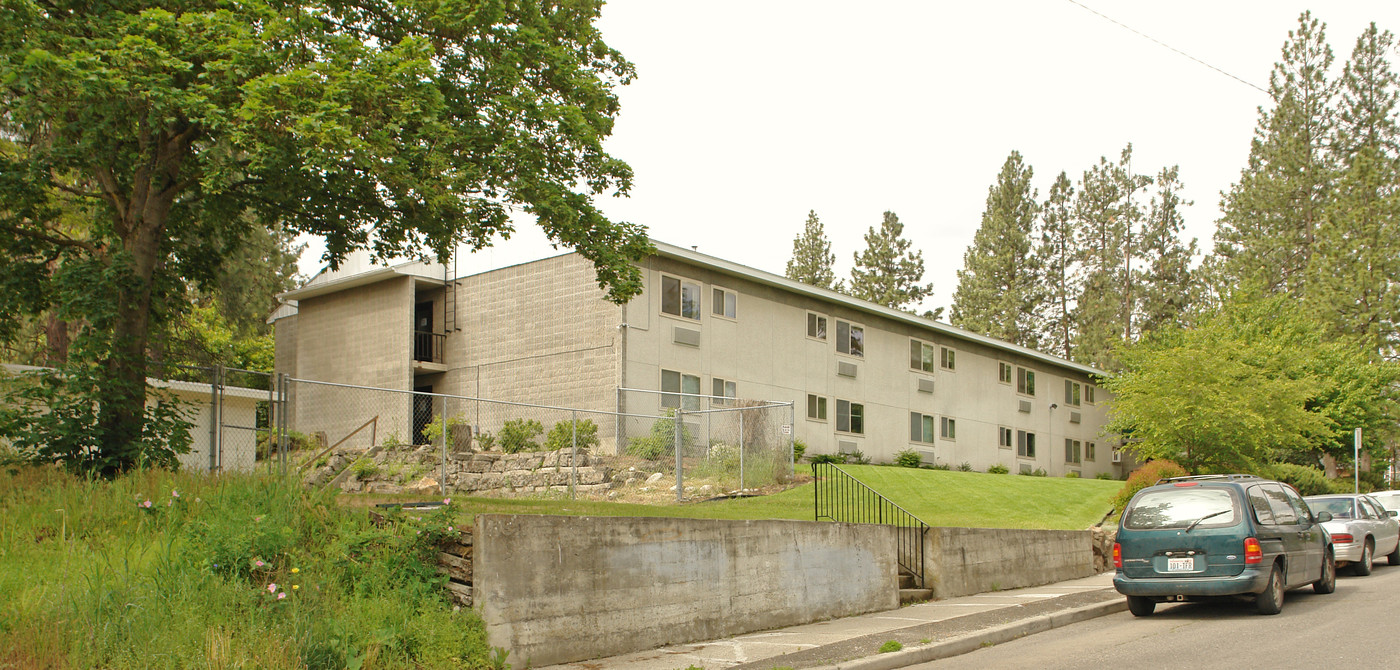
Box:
[812, 597, 1129, 670]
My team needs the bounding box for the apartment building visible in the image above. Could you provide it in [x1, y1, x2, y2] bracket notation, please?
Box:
[272, 240, 1120, 476]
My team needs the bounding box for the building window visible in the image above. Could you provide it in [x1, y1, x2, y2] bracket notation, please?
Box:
[836, 399, 864, 434]
[661, 275, 701, 320]
[712, 378, 736, 406]
[1017, 367, 1036, 396]
[998, 426, 1013, 449]
[1085, 385, 1096, 404]
[941, 347, 956, 371]
[712, 287, 737, 318]
[1064, 380, 1081, 407]
[910, 412, 935, 443]
[1017, 430, 1036, 458]
[1086, 442, 1096, 462]
[998, 362, 1013, 384]
[1065, 438, 1081, 464]
[836, 320, 864, 357]
[940, 416, 956, 440]
[807, 313, 827, 340]
[661, 369, 700, 410]
[807, 394, 827, 421]
[910, 339, 935, 372]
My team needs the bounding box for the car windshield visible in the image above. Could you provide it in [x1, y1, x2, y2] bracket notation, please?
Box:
[1125, 488, 1238, 530]
[1307, 498, 1354, 519]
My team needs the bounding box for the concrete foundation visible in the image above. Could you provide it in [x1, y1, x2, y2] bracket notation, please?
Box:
[925, 526, 1094, 598]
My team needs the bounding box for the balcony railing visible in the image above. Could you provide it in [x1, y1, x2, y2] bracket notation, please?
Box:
[414, 331, 445, 364]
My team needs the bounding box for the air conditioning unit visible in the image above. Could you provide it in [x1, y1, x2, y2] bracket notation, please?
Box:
[836, 361, 858, 378]
[1111, 450, 1122, 463]
[1070, 411, 1082, 424]
[1018, 400, 1032, 413]
[673, 326, 701, 347]
[917, 378, 936, 393]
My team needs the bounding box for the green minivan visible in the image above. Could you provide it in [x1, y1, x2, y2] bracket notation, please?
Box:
[1113, 474, 1336, 616]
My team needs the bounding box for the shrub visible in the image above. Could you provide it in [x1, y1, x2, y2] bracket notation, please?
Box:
[1064, 471, 1081, 478]
[1264, 463, 1333, 496]
[928, 462, 951, 471]
[256, 429, 314, 460]
[957, 462, 974, 472]
[626, 411, 689, 461]
[893, 449, 922, 468]
[809, 453, 846, 465]
[987, 464, 1009, 474]
[543, 419, 600, 452]
[791, 439, 808, 462]
[475, 431, 496, 450]
[878, 640, 903, 653]
[1028, 467, 1048, 477]
[1112, 459, 1189, 511]
[349, 456, 378, 480]
[422, 413, 467, 448]
[846, 449, 870, 465]
[498, 419, 544, 453]
[1096, 472, 1113, 480]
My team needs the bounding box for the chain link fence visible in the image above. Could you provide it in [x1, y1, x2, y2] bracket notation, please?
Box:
[281, 380, 795, 501]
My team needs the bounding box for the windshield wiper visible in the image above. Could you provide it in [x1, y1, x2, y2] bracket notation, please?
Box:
[1184, 510, 1231, 533]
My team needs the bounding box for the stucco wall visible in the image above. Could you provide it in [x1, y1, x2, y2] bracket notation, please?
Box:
[926, 526, 1094, 598]
[473, 514, 899, 667]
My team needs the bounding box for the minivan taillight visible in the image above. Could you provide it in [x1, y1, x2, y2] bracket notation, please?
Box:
[1244, 537, 1262, 564]
[1113, 542, 1122, 569]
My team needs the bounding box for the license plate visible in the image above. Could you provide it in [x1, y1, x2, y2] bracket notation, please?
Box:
[1167, 557, 1195, 572]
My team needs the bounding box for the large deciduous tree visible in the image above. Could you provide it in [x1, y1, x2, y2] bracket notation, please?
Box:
[1104, 295, 1399, 473]
[785, 209, 840, 290]
[0, 0, 649, 475]
[951, 151, 1041, 348]
[848, 210, 933, 312]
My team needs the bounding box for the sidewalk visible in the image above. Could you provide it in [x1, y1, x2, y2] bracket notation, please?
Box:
[537, 572, 1125, 670]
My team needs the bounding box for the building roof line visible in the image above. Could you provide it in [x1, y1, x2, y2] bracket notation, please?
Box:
[648, 240, 1106, 378]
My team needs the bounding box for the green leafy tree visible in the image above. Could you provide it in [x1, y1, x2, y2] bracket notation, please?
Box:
[785, 209, 840, 290]
[1135, 166, 1199, 335]
[1211, 11, 1337, 300]
[950, 151, 1042, 347]
[848, 211, 933, 312]
[0, 1, 648, 476]
[1307, 23, 1400, 356]
[1104, 295, 1398, 473]
[1034, 171, 1077, 360]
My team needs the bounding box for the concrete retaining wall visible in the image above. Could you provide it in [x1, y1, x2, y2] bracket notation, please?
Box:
[473, 514, 899, 667]
[925, 527, 1094, 598]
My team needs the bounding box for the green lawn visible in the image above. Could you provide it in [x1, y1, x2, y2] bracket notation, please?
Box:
[417, 465, 1121, 531]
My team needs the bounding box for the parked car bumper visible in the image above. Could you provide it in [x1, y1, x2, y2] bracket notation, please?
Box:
[1331, 541, 1364, 564]
[1113, 568, 1272, 598]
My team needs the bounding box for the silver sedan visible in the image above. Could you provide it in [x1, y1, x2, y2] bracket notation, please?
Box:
[1304, 494, 1400, 576]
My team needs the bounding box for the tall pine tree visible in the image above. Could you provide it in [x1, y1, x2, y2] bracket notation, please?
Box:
[785, 209, 840, 290]
[1034, 171, 1077, 360]
[1073, 145, 1149, 369]
[1212, 11, 1336, 300]
[1308, 23, 1400, 356]
[848, 211, 933, 312]
[951, 151, 1042, 347]
[1136, 165, 1199, 335]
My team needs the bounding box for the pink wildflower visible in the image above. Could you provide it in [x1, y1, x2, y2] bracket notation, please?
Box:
[141, 500, 152, 509]
[443, 498, 451, 506]
[277, 592, 286, 600]
[267, 583, 277, 593]
[255, 560, 265, 568]
[171, 490, 180, 498]
[447, 526, 454, 532]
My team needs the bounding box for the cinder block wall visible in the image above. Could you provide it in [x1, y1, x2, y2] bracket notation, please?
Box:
[473, 515, 899, 666]
[926, 527, 1094, 598]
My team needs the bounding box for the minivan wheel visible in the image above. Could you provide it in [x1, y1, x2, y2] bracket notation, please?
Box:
[1126, 595, 1155, 617]
[1355, 540, 1374, 576]
[1314, 549, 1336, 594]
[1387, 539, 1400, 566]
[1256, 565, 1283, 615]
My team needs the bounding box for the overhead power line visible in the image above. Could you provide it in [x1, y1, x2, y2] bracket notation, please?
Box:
[1064, 0, 1269, 95]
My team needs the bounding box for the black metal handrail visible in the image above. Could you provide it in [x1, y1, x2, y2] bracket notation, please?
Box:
[413, 331, 445, 363]
[813, 462, 929, 588]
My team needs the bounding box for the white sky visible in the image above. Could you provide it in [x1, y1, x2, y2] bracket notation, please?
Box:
[298, 1, 1399, 316]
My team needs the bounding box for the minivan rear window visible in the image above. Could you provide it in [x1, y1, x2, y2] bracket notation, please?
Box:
[1124, 488, 1239, 530]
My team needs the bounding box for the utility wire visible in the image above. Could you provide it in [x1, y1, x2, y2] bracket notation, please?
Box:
[1064, 0, 1269, 95]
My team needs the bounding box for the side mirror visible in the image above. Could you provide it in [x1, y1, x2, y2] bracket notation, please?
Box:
[1388, 510, 1398, 518]
[1316, 511, 1333, 523]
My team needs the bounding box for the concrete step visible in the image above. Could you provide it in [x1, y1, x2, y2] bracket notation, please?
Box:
[899, 588, 934, 604]
[899, 573, 917, 590]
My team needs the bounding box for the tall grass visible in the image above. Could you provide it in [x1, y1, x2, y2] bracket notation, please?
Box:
[0, 465, 489, 669]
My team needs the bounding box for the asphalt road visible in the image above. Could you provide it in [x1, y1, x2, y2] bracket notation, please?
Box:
[914, 560, 1400, 669]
